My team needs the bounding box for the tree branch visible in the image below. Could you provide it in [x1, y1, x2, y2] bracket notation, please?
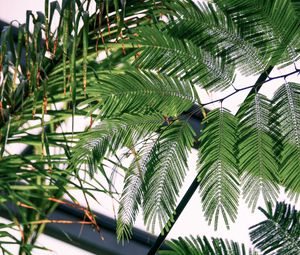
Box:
[202, 67, 299, 107]
[147, 65, 276, 255]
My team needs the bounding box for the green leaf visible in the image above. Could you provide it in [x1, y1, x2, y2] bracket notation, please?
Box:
[159, 235, 257, 255]
[85, 70, 195, 118]
[143, 121, 195, 233]
[132, 27, 234, 91]
[250, 202, 300, 254]
[117, 137, 156, 241]
[71, 113, 164, 177]
[237, 93, 279, 211]
[272, 82, 300, 197]
[214, 0, 300, 66]
[117, 120, 195, 240]
[198, 108, 240, 230]
[166, 0, 269, 75]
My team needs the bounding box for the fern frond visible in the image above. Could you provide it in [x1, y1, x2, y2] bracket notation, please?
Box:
[71, 114, 164, 177]
[237, 94, 279, 211]
[198, 108, 239, 230]
[159, 235, 258, 255]
[85, 70, 195, 118]
[250, 202, 300, 254]
[143, 121, 195, 233]
[116, 163, 144, 242]
[272, 82, 300, 198]
[214, 0, 300, 66]
[166, 0, 269, 75]
[117, 137, 158, 241]
[132, 27, 234, 91]
[117, 120, 195, 239]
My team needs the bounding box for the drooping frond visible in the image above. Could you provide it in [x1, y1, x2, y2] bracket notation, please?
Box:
[132, 27, 234, 91]
[71, 114, 164, 176]
[143, 121, 195, 233]
[198, 108, 239, 230]
[159, 235, 258, 255]
[117, 137, 158, 241]
[237, 94, 279, 211]
[272, 82, 300, 198]
[116, 161, 144, 242]
[143, 121, 194, 232]
[214, 0, 300, 66]
[85, 70, 195, 118]
[165, 0, 269, 75]
[250, 202, 300, 255]
[117, 120, 195, 240]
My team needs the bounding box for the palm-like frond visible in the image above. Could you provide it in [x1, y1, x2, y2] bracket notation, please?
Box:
[165, 0, 270, 76]
[237, 94, 279, 211]
[84, 70, 195, 118]
[0, 222, 48, 255]
[214, 0, 300, 66]
[71, 113, 164, 176]
[117, 137, 157, 241]
[198, 108, 239, 230]
[272, 82, 300, 197]
[250, 202, 300, 254]
[117, 120, 195, 240]
[143, 121, 195, 233]
[0, 0, 176, 252]
[117, 169, 143, 242]
[132, 27, 234, 91]
[2, 0, 300, 252]
[159, 235, 257, 255]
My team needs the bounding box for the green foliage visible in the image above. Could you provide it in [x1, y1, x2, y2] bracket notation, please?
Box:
[1, 0, 300, 253]
[72, 113, 165, 176]
[116, 120, 195, 240]
[272, 82, 300, 197]
[159, 235, 257, 255]
[0, 0, 167, 252]
[166, 0, 269, 76]
[198, 108, 239, 230]
[132, 26, 234, 90]
[161, 202, 300, 255]
[116, 142, 147, 241]
[250, 202, 300, 254]
[85, 70, 195, 118]
[214, 0, 300, 66]
[196, 83, 300, 230]
[237, 94, 279, 211]
[142, 121, 195, 232]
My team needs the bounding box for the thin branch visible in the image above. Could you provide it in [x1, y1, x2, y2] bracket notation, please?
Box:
[202, 67, 299, 107]
[147, 175, 200, 255]
[147, 65, 276, 255]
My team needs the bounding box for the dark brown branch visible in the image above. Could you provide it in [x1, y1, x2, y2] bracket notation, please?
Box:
[202, 67, 299, 107]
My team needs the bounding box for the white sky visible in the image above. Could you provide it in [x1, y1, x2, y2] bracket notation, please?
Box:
[1, 0, 300, 254]
[0, 1, 43, 24]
